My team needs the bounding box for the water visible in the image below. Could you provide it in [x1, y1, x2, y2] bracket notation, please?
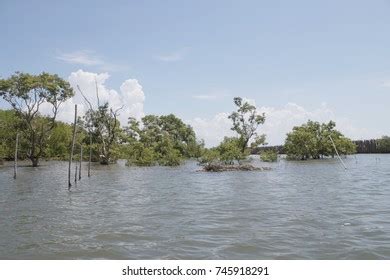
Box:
[1, 154, 390, 259]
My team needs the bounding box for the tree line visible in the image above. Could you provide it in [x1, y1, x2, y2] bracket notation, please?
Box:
[1, 71, 362, 170]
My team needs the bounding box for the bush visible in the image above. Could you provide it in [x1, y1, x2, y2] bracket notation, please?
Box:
[260, 149, 278, 162]
[198, 149, 220, 165]
[126, 143, 156, 166]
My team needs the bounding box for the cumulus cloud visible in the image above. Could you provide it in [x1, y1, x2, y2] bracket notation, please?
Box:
[42, 69, 145, 126]
[189, 102, 369, 147]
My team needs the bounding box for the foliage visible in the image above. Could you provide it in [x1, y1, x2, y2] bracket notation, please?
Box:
[45, 121, 72, 160]
[0, 109, 21, 160]
[0, 72, 74, 166]
[124, 114, 202, 166]
[198, 137, 248, 166]
[198, 148, 220, 165]
[84, 102, 122, 164]
[228, 97, 266, 153]
[377, 136, 390, 153]
[284, 120, 356, 160]
[217, 137, 247, 164]
[260, 149, 278, 162]
[126, 142, 156, 166]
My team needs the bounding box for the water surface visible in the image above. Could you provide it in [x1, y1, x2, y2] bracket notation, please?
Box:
[1, 154, 390, 259]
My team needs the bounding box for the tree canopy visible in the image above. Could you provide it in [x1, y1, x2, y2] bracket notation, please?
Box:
[125, 114, 203, 166]
[284, 120, 356, 160]
[0, 72, 74, 166]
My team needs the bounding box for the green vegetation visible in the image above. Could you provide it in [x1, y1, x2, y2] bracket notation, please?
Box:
[0, 72, 203, 167]
[198, 97, 266, 170]
[84, 102, 122, 164]
[228, 97, 266, 153]
[0, 72, 74, 166]
[377, 136, 390, 153]
[0, 72, 377, 171]
[284, 120, 356, 160]
[124, 114, 202, 166]
[260, 149, 278, 162]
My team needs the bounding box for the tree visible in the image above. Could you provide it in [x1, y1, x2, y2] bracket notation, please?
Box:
[260, 149, 278, 162]
[45, 121, 73, 160]
[284, 120, 356, 160]
[377, 136, 390, 153]
[0, 109, 21, 160]
[84, 102, 122, 164]
[217, 137, 247, 164]
[124, 114, 202, 166]
[228, 97, 266, 153]
[0, 72, 74, 166]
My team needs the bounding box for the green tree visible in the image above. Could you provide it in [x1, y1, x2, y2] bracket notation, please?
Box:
[377, 136, 390, 153]
[45, 121, 73, 160]
[260, 149, 278, 162]
[217, 137, 247, 164]
[124, 114, 202, 166]
[0, 109, 21, 160]
[84, 103, 122, 164]
[126, 142, 156, 166]
[228, 97, 266, 153]
[284, 120, 356, 160]
[0, 72, 74, 166]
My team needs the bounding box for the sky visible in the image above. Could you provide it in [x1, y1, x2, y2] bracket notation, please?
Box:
[1, 0, 390, 146]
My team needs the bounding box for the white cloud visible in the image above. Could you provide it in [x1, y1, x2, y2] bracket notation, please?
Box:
[189, 102, 370, 147]
[189, 113, 234, 147]
[56, 50, 103, 66]
[42, 69, 145, 126]
[155, 49, 188, 62]
[56, 50, 127, 72]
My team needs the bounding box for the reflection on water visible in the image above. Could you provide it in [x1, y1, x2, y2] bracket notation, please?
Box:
[1, 154, 390, 259]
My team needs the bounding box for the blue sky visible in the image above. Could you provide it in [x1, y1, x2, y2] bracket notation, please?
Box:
[1, 0, 390, 145]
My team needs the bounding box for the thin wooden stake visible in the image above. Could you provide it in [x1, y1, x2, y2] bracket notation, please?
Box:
[13, 133, 19, 179]
[79, 144, 82, 180]
[88, 133, 92, 177]
[68, 105, 77, 190]
[329, 135, 347, 170]
[75, 164, 78, 183]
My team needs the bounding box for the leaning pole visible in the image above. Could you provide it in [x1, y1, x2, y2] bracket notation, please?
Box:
[68, 104, 77, 190]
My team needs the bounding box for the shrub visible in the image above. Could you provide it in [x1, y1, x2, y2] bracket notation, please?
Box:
[260, 149, 278, 162]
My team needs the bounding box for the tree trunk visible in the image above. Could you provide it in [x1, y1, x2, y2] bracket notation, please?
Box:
[68, 105, 77, 190]
[31, 157, 39, 167]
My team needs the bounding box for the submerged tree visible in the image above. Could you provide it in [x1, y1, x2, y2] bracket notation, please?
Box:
[284, 120, 356, 160]
[228, 97, 266, 153]
[377, 136, 390, 153]
[124, 114, 202, 166]
[0, 72, 74, 166]
[84, 102, 122, 165]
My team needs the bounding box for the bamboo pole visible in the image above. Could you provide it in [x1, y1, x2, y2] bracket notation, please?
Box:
[13, 133, 19, 179]
[79, 144, 82, 180]
[88, 133, 92, 177]
[329, 135, 347, 170]
[75, 164, 78, 183]
[68, 105, 77, 190]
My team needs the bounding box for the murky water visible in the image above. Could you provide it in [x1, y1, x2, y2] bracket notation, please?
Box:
[1, 154, 390, 259]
